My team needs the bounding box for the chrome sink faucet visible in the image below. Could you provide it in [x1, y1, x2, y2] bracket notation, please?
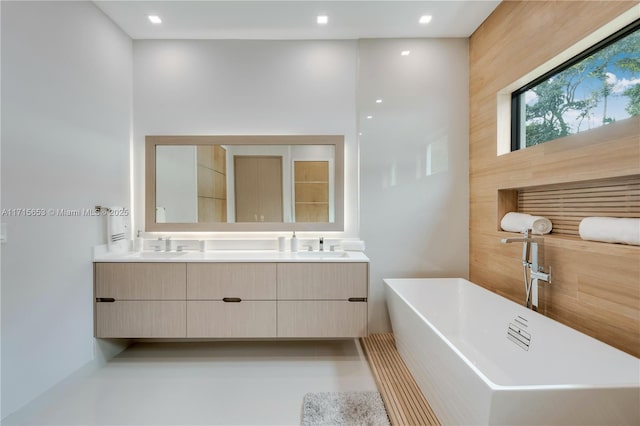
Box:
[319, 237, 324, 252]
[501, 229, 551, 311]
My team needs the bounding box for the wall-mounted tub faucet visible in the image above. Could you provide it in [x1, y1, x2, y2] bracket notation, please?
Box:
[501, 229, 551, 311]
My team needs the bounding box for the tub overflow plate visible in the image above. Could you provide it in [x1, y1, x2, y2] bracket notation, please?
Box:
[507, 315, 531, 351]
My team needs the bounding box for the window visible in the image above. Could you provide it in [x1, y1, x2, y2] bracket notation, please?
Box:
[511, 20, 640, 151]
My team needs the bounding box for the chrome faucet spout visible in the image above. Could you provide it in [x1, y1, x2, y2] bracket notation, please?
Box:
[501, 237, 542, 244]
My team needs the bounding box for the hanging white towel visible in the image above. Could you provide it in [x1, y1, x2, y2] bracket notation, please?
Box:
[579, 217, 640, 246]
[501, 212, 552, 235]
[107, 207, 129, 253]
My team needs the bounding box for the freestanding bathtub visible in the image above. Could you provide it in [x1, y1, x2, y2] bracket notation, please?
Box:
[384, 278, 640, 426]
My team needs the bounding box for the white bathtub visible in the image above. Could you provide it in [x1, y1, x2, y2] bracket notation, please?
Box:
[384, 278, 640, 426]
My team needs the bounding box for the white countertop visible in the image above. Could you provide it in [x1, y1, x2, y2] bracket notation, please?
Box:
[94, 250, 369, 263]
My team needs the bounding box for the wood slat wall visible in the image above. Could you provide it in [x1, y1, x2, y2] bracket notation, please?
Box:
[469, 1, 640, 357]
[509, 175, 640, 236]
[360, 334, 440, 426]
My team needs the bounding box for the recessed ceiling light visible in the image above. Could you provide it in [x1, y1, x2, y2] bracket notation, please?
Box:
[359, 132, 363, 136]
[148, 15, 162, 24]
[419, 15, 432, 24]
[317, 15, 328, 25]
[401, 50, 411, 56]
[366, 115, 373, 119]
[375, 99, 382, 104]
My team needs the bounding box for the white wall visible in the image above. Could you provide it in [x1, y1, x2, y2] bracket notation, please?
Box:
[133, 40, 358, 237]
[156, 146, 198, 223]
[1, 1, 132, 418]
[358, 39, 470, 333]
[0, 13, 470, 415]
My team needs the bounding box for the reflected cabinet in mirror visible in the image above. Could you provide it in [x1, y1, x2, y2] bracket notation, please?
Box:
[145, 135, 344, 231]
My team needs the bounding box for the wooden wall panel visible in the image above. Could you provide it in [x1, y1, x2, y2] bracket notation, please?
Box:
[197, 145, 227, 222]
[469, 1, 640, 356]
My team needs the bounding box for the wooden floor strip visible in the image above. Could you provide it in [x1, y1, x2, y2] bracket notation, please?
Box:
[360, 333, 440, 426]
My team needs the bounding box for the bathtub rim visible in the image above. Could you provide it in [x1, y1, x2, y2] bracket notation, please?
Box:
[384, 277, 640, 391]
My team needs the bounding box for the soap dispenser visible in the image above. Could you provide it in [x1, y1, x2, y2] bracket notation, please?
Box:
[134, 230, 144, 252]
[290, 231, 298, 252]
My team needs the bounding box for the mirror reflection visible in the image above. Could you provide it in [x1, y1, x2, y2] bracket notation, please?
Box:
[155, 144, 335, 224]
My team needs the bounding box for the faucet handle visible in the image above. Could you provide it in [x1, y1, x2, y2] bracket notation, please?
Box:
[543, 265, 552, 284]
[302, 244, 313, 251]
[176, 245, 188, 252]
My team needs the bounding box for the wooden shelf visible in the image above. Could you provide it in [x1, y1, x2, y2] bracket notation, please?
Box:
[498, 174, 640, 239]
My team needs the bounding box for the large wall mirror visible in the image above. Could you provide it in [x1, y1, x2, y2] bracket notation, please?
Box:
[145, 135, 344, 231]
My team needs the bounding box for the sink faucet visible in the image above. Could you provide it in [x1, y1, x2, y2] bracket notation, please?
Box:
[501, 229, 551, 311]
[319, 237, 324, 252]
[164, 236, 172, 252]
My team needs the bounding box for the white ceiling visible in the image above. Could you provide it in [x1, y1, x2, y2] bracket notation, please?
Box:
[94, 1, 501, 40]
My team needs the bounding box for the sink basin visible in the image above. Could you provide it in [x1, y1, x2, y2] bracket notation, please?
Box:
[295, 251, 348, 258]
[131, 251, 188, 259]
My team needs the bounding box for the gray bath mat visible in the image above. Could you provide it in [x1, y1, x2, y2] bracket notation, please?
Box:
[301, 391, 391, 426]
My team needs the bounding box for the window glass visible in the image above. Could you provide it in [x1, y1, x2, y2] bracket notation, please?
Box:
[513, 22, 640, 149]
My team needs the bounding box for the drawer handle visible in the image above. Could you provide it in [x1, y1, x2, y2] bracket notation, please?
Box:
[223, 297, 242, 303]
[96, 298, 116, 303]
[348, 297, 367, 302]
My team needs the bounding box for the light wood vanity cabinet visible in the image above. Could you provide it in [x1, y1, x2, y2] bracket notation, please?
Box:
[277, 263, 368, 337]
[187, 263, 276, 299]
[277, 263, 367, 299]
[186, 263, 277, 338]
[187, 301, 276, 338]
[94, 263, 187, 338]
[95, 261, 368, 339]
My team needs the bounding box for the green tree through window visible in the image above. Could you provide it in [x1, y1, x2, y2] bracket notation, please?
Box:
[512, 21, 640, 149]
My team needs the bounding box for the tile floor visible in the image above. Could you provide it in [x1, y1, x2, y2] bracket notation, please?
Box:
[4, 340, 378, 425]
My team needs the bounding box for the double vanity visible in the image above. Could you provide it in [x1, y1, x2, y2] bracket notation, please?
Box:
[93, 251, 369, 339]
[95, 134, 366, 339]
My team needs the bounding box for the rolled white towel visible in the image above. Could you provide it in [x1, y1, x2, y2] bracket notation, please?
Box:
[579, 217, 640, 246]
[501, 212, 553, 235]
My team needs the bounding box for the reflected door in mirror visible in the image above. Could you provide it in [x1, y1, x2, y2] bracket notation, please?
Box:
[234, 156, 283, 222]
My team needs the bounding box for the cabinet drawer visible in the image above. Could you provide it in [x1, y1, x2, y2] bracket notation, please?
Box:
[277, 301, 367, 337]
[95, 263, 186, 300]
[187, 263, 276, 300]
[95, 301, 186, 338]
[277, 263, 367, 300]
[187, 301, 276, 337]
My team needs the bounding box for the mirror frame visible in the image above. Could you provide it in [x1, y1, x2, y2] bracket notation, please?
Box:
[145, 135, 344, 232]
